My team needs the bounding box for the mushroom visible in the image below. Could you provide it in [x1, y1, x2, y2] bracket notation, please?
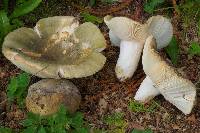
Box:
[105, 15, 173, 81]
[135, 15, 173, 102]
[2, 16, 107, 78]
[139, 35, 196, 114]
[26, 79, 81, 116]
[104, 15, 149, 81]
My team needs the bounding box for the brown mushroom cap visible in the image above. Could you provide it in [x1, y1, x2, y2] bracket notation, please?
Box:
[2, 16, 106, 78]
[26, 79, 81, 116]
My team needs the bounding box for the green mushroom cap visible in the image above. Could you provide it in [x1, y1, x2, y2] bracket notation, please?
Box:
[2, 16, 107, 78]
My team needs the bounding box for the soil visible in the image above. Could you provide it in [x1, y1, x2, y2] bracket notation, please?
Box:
[0, 0, 200, 133]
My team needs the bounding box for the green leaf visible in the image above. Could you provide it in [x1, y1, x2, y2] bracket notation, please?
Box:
[101, 0, 118, 4]
[71, 112, 84, 128]
[188, 42, 200, 56]
[144, 0, 164, 14]
[7, 72, 30, 106]
[80, 12, 103, 24]
[165, 36, 179, 65]
[21, 119, 35, 127]
[89, 0, 96, 6]
[11, 18, 24, 29]
[0, 126, 13, 133]
[3, 0, 9, 11]
[104, 112, 126, 127]
[74, 127, 89, 133]
[10, 0, 42, 18]
[38, 126, 46, 133]
[0, 10, 11, 42]
[132, 129, 153, 133]
[22, 126, 37, 133]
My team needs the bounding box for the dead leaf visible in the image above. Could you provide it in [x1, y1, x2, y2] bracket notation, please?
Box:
[186, 114, 196, 123]
[172, 124, 180, 130]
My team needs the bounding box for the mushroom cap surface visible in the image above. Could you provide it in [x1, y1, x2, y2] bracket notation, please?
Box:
[147, 15, 173, 49]
[2, 16, 106, 78]
[26, 79, 81, 116]
[104, 15, 149, 43]
[142, 35, 196, 114]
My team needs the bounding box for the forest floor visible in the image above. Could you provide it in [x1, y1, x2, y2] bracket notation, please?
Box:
[0, 0, 200, 132]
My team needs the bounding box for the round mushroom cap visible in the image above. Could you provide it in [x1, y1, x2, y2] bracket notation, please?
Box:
[142, 35, 196, 115]
[104, 15, 149, 43]
[147, 15, 173, 49]
[26, 79, 81, 116]
[2, 16, 106, 78]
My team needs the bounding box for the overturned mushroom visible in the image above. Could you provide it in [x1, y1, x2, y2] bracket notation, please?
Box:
[2, 16, 106, 78]
[104, 15, 148, 81]
[26, 79, 81, 116]
[135, 15, 173, 102]
[140, 35, 196, 114]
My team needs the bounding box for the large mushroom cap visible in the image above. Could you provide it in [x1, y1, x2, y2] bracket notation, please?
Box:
[142, 35, 196, 114]
[2, 16, 106, 78]
[147, 15, 173, 49]
[104, 15, 149, 43]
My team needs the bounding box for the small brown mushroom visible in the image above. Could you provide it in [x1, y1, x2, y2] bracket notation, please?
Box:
[26, 79, 81, 116]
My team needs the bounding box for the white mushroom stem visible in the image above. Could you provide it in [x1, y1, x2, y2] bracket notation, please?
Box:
[115, 40, 143, 81]
[134, 76, 160, 103]
[109, 30, 120, 47]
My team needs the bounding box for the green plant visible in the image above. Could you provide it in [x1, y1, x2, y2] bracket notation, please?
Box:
[89, 0, 118, 6]
[132, 128, 153, 133]
[165, 36, 179, 65]
[7, 72, 30, 107]
[80, 12, 103, 24]
[188, 42, 200, 56]
[101, 0, 118, 4]
[104, 112, 127, 133]
[0, 126, 13, 133]
[22, 105, 89, 133]
[128, 100, 158, 113]
[178, 0, 200, 29]
[0, 0, 42, 46]
[144, 0, 165, 14]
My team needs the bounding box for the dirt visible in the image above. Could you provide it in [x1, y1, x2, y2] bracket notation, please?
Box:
[0, 0, 200, 133]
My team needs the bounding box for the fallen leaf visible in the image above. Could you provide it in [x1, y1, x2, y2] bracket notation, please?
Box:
[186, 114, 196, 123]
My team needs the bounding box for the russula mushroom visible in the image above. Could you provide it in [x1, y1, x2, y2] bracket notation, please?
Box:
[26, 79, 81, 116]
[140, 35, 196, 114]
[105, 15, 173, 81]
[2, 16, 107, 78]
[104, 15, 149, 81]
[135, 15, 173, 102]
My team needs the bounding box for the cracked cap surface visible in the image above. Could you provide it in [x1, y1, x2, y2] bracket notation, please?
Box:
[2, 16, 107, 78]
